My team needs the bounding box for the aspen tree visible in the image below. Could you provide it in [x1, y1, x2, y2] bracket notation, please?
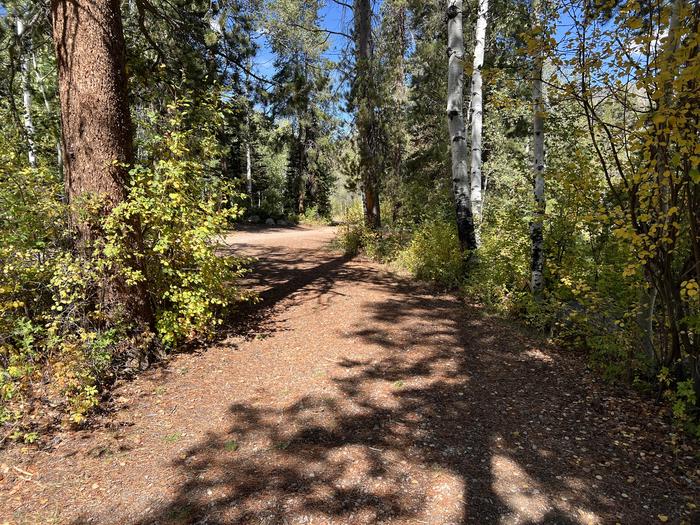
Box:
[446, 0, 477, 251]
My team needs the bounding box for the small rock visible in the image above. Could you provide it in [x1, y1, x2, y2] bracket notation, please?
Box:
[265, 218, 276, 226]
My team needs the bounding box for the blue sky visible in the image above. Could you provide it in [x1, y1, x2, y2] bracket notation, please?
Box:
[251, 0, 356, 81]
[248, 0, 362, 125]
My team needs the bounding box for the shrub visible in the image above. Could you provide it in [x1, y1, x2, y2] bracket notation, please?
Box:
[395, 219, 464, 287]
[105, 158, 246, 346]
[0, 95, 248, 439]
[300, 206, 331, 226]
[337, 201, 368, 256]
[335, 200, 391, 260]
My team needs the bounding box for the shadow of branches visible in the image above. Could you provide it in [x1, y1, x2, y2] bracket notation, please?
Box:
[123, 233, 694, 525]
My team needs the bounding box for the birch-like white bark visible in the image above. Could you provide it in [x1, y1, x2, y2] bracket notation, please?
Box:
[17, 16, 37, 168]
[246, 142, 253, 197]
[530, 4, 546, 296]
[469, 0, 488, 224]
[447, 0, 476, 251]
[32, 51, 63, 172]
[244, 62, 253, 201]
[637, 287, 657, 361]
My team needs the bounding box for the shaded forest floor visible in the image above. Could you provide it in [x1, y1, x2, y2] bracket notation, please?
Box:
[1, 225, 698, 524]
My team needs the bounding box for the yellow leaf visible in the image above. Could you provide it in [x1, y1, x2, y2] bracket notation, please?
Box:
[653, 114, 666, 125]
[658, 515, 669, 522]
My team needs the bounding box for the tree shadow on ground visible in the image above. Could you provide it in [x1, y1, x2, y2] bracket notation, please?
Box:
[218, 240, 354, 341]
[121, 242, 691, 525]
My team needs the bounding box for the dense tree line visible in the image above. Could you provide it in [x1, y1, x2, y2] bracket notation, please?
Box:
[0, 0, 698, 441]
[341, 0, 699, 437]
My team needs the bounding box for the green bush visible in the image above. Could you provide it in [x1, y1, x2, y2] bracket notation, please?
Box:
[460, 230, 530, 310]
[105, 132, 247, 346]
[395, 219, 464, 287]
[0, 95, 247, 435]
[300, 206, 331, 226]
[337, 201, 369, 256]
[336, 201, 392, 260]
[338, 208, 464, 287]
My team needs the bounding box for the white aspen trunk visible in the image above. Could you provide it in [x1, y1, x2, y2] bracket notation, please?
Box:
[17, 16, 37, 168]
[637, 286, 657, 361]
[246, 142, 253, 197]
[529, 4, 546, 296]
[32, 52, 63, 172]
[244, 60, 253, 202]
[469, 0, 488, 225]
[446, 0, 476, 251]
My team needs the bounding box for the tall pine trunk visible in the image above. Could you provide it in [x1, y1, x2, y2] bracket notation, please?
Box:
[16, 15, 37, 168]
[446, 0, 477, 251]
[52, 0, 154, 329]
[469, 0, 488, 226]
[355, 0, 381, 229]
[529, 1, 546, 297]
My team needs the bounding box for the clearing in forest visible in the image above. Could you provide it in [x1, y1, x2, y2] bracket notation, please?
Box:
[0, 225, 697, 524]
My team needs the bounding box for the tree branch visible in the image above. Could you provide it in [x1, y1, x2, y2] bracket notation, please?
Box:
[286, 21, 352, 40]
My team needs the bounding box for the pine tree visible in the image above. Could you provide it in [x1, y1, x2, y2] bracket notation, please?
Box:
[51, 0, 154, 327]
[353, 0, 381, 228]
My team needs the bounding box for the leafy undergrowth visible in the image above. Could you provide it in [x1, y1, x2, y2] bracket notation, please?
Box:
[337, 203, 700, 440]
[1, 226, 696, 524]
[0, 96, 251, 444]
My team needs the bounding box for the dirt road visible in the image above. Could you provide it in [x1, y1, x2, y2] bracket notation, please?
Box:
[1, 225, 697, 524]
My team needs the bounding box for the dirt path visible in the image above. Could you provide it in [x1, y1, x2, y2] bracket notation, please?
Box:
[1, 225, 698, 525]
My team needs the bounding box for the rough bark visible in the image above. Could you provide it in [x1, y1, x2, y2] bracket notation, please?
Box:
[287, 126, 306, 215]
[529, 6, 546, 297]
[394, 6, 407, 185]
[446, 0, 477, 251]
[469, 0, 488, 225]
[52, 0, 153, 328]
[16, 16, 37, 168]
[354, 0, 381, 229]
